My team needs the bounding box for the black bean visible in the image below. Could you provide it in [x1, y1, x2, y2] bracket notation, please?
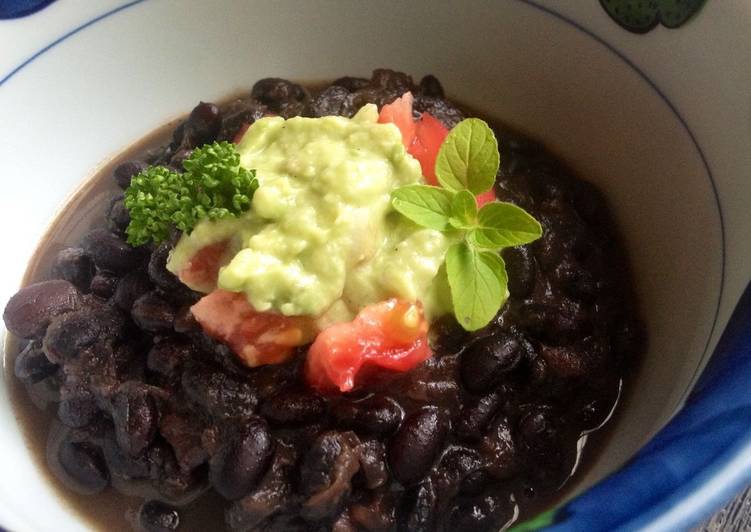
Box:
[3, 280, 82, 339]
[57, 437, 109, 494]
[370, 68, 414, 93]
[52, 248, 95, 292]
[138, 500, 180, 532]
[103, 430, 151, 480]
[111, 382, 158, 457]
[332, 394, 403, 435]
[460, 334, 523, 393]
[158, 412, 208, 472]
[218, 98, 268, 142]
[210, 418, 274, 500]
[113, 160, 147, 189]
[502, 245, 536, 299]
[106, 195, 130, 236]
[58, 382, 99, 428]
[251, 78, 308, 112]
[456, 392, 502, 441]
[174, 101, 221, 148]
[449, 493, 511, 532]
[480, 416, 518, 480]
[405, 477, 438, 532]
[169, 147, 193, 170]
[308, 85, 354, 117]
[113, 270, 153, 312]
[413, 96, 465, 129]
[518, 297, 590, 345]
[357, 439, 388, 490]
[182, 362, 258, 420]
[387, 407, 447, 486]
[147, 338, 193, 382]
[82, 228, 142, 275]
[132, 291, 175, 333]
[331, 76, 369, 91]
[519, 408, 558, 455]
[90, 272, 119, 298]
[417, 74, 444, 98]
[299, 431, 361, 520]
[349, 492, 396, 531]
[225, 442, 297, 531]
[14, 341, 57, 383]
[148, 241, 182, 291]
[43, 306, 124, 364]
[260, 390, 326, 426]
[429, 315, 470, 357]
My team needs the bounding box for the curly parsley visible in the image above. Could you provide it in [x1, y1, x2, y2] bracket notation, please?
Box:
[124, 141, 257, 246]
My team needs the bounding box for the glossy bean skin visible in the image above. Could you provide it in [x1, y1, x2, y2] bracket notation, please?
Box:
[3, 280, 82, 339]
[387, 407, 447, 486]
[209, 418, 274, 500]
[138, 500, 180, 532]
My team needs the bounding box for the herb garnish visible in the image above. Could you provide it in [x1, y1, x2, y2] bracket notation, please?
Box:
[124, 141, 257, 246]
[391, 119, 542, 331]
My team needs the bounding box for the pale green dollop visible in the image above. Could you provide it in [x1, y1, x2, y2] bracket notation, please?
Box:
[167, 104, 451, 322]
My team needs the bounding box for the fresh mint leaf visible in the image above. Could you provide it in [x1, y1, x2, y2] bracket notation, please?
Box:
[448, 190, 478, 229]
[469, 201, 543, 249]
[435, 118, 499, 195]
[446, 242, 508, 331]
[391, 184, 455, 230]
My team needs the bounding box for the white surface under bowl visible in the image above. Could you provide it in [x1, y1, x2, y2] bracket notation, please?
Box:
[1, 1, 750, 530]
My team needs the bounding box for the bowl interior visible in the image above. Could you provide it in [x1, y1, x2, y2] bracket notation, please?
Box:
[0, 1, 723, 529]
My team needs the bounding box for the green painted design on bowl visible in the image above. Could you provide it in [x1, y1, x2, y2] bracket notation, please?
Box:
[601, 0, 707, 33]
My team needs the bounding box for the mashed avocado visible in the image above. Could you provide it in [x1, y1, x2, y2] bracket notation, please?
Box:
[167, 104, 451, 322]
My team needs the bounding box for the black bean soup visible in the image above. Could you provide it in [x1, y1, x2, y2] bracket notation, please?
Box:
[3, 70, 644, 532]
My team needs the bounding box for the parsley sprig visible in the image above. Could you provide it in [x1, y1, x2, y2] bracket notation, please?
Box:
[124, 141, 257, 246]
[391, 119, 542, 331]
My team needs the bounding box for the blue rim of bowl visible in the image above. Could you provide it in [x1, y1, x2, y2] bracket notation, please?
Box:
[0, 1, 743, 530]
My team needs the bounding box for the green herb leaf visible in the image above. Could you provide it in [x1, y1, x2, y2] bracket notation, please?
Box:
[446, 242, 508, 331]
[124, 141, 257, 246]
[470, 201, 543, 249]
[448, 190, 478, 229]
[435, 118, 499, 194]
[391, 185, 455, 231]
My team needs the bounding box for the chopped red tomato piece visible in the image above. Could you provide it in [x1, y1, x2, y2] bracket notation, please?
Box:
[377, 92, 416, 148]
[476, 189, 496, 207]
[409, 112, 449, 185]
[191, 290, 316, 367]
[305, 299, 432, 393]
[179, 240, 230, 293]
[378, 93, 449, 185]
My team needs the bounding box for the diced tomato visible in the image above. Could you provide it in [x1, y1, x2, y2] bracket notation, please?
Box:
[305, 299, 432, 393]
[378, 92, 416, 148]
[409, 113, 448, 185]
[476, 189, 496, 207]
[179, 240, 230, 293]
[191, 290, 316, 367]
[232, 123, 251, 144]
[378, 92, 448, 184]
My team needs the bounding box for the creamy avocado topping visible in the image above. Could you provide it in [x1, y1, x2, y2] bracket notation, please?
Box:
[167, 104, 451, 321]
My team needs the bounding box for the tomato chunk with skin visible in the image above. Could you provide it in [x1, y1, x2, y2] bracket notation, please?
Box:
[179, 240, 230, 293]
[476, 189, 496, 207]
[378, 92, 416, 148]
[409, 112, 448, 186]
[191, 290, 316, 367]
[306, 299, 432, 393]
[378, 92, 449, 185]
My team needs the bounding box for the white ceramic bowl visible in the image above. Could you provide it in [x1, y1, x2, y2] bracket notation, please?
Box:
[1, 1, 750, 530]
